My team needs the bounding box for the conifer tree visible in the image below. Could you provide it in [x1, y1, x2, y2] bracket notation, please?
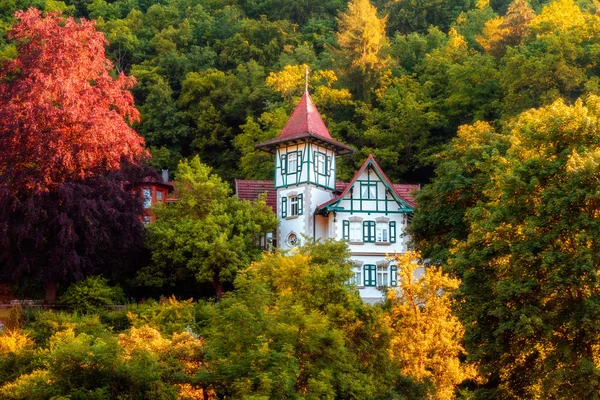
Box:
[336, 0, 389, 102]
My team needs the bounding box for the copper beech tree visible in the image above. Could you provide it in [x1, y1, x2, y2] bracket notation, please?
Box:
[0, 9, 148, 302]
[0, 8, 145, 194]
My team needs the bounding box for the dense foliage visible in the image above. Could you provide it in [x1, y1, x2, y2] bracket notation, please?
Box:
[2, 0, 594, 184]
[139, 156, 278, 299]
[0, 241, 467, 399]
[0, 9, 149, 302]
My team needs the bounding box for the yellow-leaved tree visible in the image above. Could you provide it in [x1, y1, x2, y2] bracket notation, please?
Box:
[335, 0, 389, 102]
[385, 251, 476, 400]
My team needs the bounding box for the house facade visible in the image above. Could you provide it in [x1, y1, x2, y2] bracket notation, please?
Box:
[238, 89, 419, 303]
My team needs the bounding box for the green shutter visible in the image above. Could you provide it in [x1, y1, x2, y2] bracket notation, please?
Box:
[326, 156, 332, 176]
[390, 221, 396, 243]
[364, 265, 376, 286]
[343, 220, 349, 240]
[296, 151, 302, 173]
[313, 151, 318, 172]
[363, 221, 375, 242]
[281, 197, 287, 218]
[280, 154, 287, 174]
[298, 193, 304, 215]
[390, 265, 398, 286]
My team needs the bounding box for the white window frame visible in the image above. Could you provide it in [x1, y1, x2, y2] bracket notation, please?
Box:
[376, 222, 389, 243]
[361, 183, 377, 199]
[349, 269, 363, 286]
[317, 152, 326, 175]
[287, 152, 297, 173]
[377, 265, 389, 287]
[290, 196, 299, 216]
[349, 221, 362, 242]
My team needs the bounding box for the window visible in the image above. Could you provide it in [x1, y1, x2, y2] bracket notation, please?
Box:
[376, 222, 388, 242]
[350, 222, 362, 242]
[390, 265, 398, 287]
[343, 221, 362, 242]
[287, 233, 299, 247]
[283, 194, 303, 218]
[348, 270, 362, 286]
[361, 183, 377, 199]
[377, 265, 388, 286]
[143, 188, 152, 209]
[156, 190, 163, 202]
[287, 152, 302, 174]
[316, 152, 326, 175]
[363, 221, 376, 242]
[290, 196, 298, 216]
[364, 265, 376, 286]
[142, 216, 151, 225]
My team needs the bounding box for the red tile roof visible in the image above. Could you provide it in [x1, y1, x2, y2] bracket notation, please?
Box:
[255, 91, 354, 155]
[235, 179, 277, 212]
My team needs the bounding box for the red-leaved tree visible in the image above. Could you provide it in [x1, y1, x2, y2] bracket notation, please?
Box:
[0, 9, 149, 302]
[0, 8, 146, 194]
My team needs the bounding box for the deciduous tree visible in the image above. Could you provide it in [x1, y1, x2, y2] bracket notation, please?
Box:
[0, 8, 145, 194]
[452, 96, 600, 397]
[141, 156, 278, 300]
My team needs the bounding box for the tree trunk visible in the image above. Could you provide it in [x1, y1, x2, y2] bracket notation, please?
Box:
[212, 280, 224, 301]
[44, 279, 57, 304]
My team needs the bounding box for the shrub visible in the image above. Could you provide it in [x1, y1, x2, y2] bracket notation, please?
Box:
[59, 277, 124, 314]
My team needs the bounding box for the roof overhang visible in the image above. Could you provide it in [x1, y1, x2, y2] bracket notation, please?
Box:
[255, 132, 355, 155]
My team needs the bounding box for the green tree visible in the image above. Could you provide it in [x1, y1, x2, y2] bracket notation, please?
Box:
[452, 96, 600, 398]
[409, 121, 509, 265]
[140, 156, 278, 300]
[198, 239, 404, 399]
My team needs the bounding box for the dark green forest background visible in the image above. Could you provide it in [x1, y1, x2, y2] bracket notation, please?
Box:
[2, 0, 591, 184]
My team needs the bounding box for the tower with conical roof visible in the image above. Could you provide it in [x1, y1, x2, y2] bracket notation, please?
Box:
[256, 88, 354, 250]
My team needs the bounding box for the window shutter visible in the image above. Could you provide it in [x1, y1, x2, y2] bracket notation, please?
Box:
[343, 220, 349, 240]
[326, 156, 331, 176]
[297, 151, 302, 172]
[313, 151, 318, 172]
[363, 221, 375, 242]
[390, 221, 396, 243]
[390, 265, 398, 286]
[280, 154, 287, 174]
[298, 193, 304, 215]
[364, 265, 376, 286]
[281, 197, 287, 218]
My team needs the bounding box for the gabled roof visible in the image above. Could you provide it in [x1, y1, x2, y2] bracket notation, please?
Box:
[235, 179, 277, 213]
[255, 90, 354, 155]
[316, 155, 417, 214]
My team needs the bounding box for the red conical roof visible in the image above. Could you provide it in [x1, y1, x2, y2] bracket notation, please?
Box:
[256, 90, 354, 155]
[279, 91, 331, 140]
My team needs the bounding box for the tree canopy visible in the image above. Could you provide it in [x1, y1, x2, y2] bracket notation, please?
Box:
[140, 156, 278, 299]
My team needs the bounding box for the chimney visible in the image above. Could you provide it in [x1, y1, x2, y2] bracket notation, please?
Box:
[161, 169, 169, 183]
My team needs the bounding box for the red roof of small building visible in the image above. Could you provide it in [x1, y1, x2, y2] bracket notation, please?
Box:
[235, 179, 277, 213]
[255, 91, 354, 155]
